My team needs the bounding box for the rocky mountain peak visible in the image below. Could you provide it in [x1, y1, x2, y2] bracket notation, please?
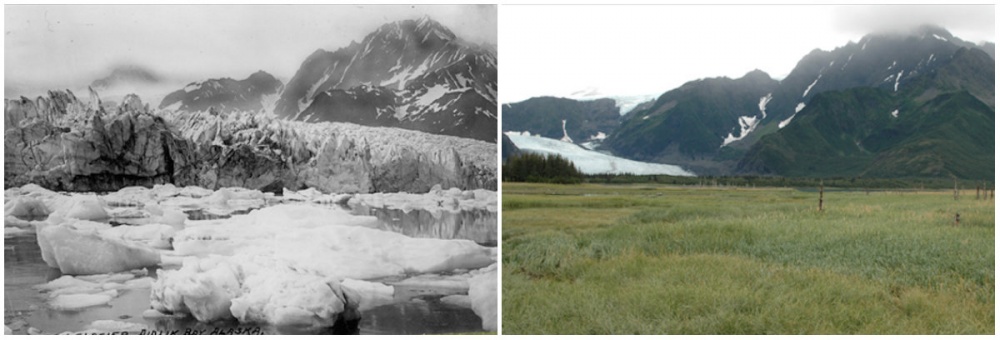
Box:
[272, 17, 496, 142]
[158, 71, 283, 114]
[740, 69, 774, 83]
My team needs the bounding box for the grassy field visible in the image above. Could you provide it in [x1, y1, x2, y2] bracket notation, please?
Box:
[501, 183, 994, 334]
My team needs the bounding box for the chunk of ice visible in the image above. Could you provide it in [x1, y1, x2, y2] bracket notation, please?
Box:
[37, 223, 161, 275]
[49, 293, 113, 310]
[468, 269, 497, 332]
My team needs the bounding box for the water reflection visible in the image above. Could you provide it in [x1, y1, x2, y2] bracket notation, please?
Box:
[352, 205, 497, 247]
[360, 298, 484, 335]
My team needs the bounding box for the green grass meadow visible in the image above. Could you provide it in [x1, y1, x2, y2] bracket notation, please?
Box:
[501, 183, 994, 334]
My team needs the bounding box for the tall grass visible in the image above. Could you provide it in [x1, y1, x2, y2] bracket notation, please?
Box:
[502, 183, 994, 334]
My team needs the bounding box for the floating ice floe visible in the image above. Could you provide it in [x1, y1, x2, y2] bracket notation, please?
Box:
[439, 295, 472, 308]
[348, 186, 497, 213]
[48, 195, 111, 222]
[468, 266, 497, 332]
[341, 279, 395, 312]
[6, 182, 498, 331]
[152, 203, 495, 328]
[5, 196, 50, 220]
[34, 269, 150, 311]
[36, 222, 161, 275]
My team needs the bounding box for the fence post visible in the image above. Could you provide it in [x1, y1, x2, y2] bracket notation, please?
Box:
[953, 177, 958, 201]
[818, 179, 824, 212]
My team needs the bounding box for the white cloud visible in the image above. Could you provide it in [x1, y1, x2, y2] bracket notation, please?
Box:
[501, 4, 993, 104]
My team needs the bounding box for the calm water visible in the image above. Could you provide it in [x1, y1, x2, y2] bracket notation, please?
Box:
[4, 203, 496, 335]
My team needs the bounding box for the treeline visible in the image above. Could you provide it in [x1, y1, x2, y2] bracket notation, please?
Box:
[502, 153, 584, 184]
[583, 173, 991, 190]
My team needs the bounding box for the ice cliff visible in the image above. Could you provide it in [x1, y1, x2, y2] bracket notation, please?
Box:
[5, 89, 496, 193]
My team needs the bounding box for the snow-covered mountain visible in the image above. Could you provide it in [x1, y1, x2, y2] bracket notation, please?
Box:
[505, 132, 693, 176]
[566, 87, 658, 115]
[501, 97, 621, 148]
[605, 25, 994, 177]
[274, 17, 497, 142]
[764, 25, 994, 130]
[158, 71, 284, 115]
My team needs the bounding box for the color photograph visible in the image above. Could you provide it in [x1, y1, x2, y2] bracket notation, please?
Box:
[501, 4, 994, 334]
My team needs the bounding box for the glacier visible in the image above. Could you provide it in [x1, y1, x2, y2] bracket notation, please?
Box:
[505, 132, 695, 176]
[5, 90, 496, 193]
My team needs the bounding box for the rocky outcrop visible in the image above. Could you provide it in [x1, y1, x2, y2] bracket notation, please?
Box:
[5, 90, 496, 193]
[159, 71, 284, 114]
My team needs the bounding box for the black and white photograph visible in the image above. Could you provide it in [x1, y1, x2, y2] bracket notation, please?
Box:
[4, 4, 497, 335]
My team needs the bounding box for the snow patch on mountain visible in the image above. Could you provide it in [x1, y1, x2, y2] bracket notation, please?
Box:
[842, 54, 853, 70]
[559, 119, 574, 143]
[779, 102, 807, 129]
[415, 84, 452, 108]
[891, 109, 899, 118]
[803, 75, 822, 97]
[721, 115, 760, 148]
[259, 92, 281, 116]
[380, 65, 416, 91]
[162, 101, 182, 112]
[505, 132, 694, 176]
[758, 93, 772, 119]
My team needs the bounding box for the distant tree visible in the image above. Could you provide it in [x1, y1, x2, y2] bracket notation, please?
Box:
[503, 152, 583, 184]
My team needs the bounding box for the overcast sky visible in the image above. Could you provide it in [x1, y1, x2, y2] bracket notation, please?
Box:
[501, 4, 994, 104]
[5, 4, 497, 96]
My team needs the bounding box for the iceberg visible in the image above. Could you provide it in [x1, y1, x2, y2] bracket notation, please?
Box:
[5, 197, 50, 219]
[49, 293, 115, 311]
[152, 203, 496, 328]
[98, 223, 176, 249]
[150, 257, 241, 322]
[468, 268, 497, 332]
[33, 268, 152, 312]
[36, 223, 161, 275]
